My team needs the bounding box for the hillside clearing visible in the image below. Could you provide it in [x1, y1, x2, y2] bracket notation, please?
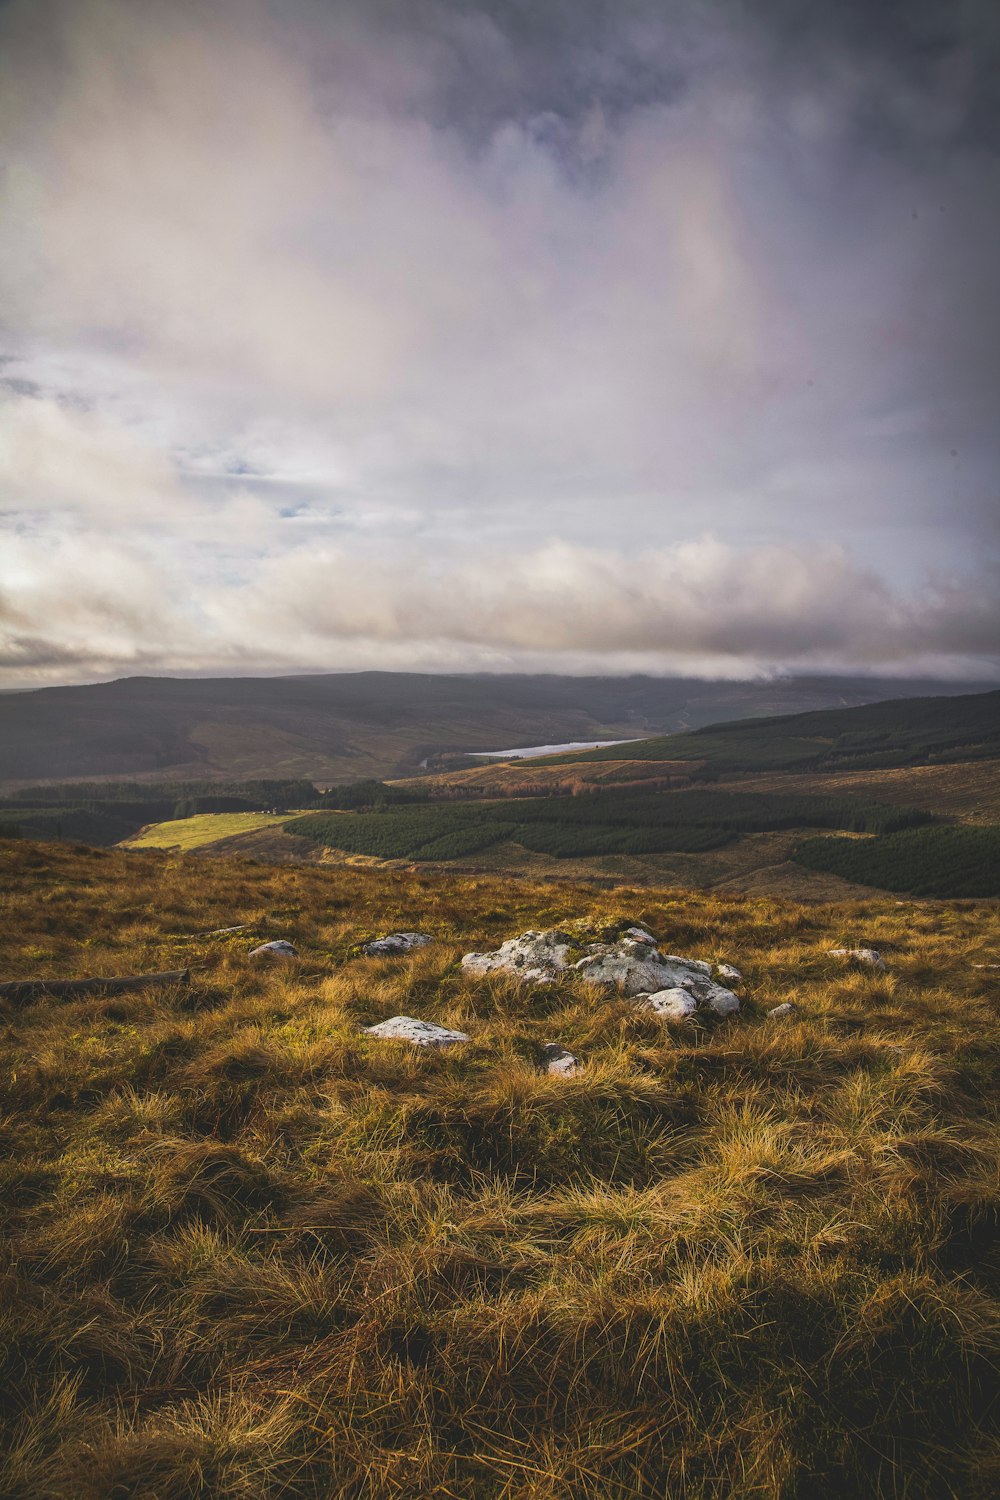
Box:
[125, 812, 305, 850]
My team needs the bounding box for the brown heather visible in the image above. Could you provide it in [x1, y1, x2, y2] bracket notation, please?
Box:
[1, 838, 999, 1498]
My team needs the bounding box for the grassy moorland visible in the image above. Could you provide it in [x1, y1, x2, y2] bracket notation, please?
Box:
[1, 838, 999, 1498]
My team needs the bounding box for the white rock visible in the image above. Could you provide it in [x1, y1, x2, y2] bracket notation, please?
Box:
[248, 940, 298, 960]
[973, 963, 1000, 971]
[717, 963, 743, 985]
[363, 1016, 469, 1047]
[362, 932, 432, 956]
[702, 983, 741, 1017]
[640, 988, 698, 1021]
[540, 1043, 581, 1077]
[460, 928, 740, 1017]
[828, 947, 886, 973]
[767, 1002, 797, 1019]
[461, 929, 573, 984]
[623, 927, 657, 945]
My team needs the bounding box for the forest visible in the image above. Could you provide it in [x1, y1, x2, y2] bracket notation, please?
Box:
[289, 788, 934, 863]
[794, 825, 1000, 898]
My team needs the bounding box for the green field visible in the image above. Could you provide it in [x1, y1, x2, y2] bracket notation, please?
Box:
[125, 812, 301, 850]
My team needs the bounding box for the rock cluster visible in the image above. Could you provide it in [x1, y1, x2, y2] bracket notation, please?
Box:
[461, 927, 740, 1020]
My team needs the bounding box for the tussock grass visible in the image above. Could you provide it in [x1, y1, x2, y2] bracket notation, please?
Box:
[0, 838, 999, 1497]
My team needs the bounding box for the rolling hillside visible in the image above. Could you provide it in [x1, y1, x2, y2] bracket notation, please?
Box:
[1, 838, 999, 1498]
[0, 671, 991, 788]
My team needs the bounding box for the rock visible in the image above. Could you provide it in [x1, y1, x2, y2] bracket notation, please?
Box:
[640, 988, 698, 1021]
[461, 929, 574, 984]
[717, 963, 743, 985]
[828, 947, 886, 973]
[540, 1042, 581, 1077]
[574, 948, 711, 997]
[361, 932, 432, 957]
[973, 963, 1000, 971]
[248, 940, 298, 961]
[701, 983, 741, 1017]
[767, 1002, 797, 1019]
[461, 927, 740, 1017]
[362, 1016, 469, 1047]
[623, 927, 657, 945]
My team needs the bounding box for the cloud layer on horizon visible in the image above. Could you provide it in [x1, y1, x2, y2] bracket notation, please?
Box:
[0, 0, 998, 685]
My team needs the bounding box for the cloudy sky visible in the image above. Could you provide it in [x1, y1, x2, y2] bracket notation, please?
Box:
[1, 0, 998, 686]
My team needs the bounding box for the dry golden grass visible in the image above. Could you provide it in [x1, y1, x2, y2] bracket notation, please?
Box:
[1, 838, 999, 1498]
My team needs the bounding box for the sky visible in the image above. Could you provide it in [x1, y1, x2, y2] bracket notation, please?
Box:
[0, 0, 998, 687]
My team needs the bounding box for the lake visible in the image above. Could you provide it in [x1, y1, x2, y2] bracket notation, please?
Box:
[467, 738, 639, 760]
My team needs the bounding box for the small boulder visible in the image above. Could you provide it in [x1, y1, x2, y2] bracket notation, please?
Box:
[640, 988, 698, 1021]
[361, 932, 432, 957]
[767, 1002, 797, 1019]
[716, 963, 743, 985]
[540, 1042, 581, 1077]
[363, 1016, 469, 1047]
[828, 947, 886, 973]
[249, 940, 298, 961]
[461, 929, 573, 984]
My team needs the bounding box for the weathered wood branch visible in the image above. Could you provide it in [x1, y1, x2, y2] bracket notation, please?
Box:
[169, 921, 264, 940]
[0, 969, 191, 1003]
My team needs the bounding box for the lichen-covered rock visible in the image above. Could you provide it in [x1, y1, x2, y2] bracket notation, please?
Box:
[717, 963, 743, 985]
[361, 932, 432, 957]
[640, 988, 698, 1021]
[540, 1042, 581, 1077]
[461, 928, 740, 1016]
[767, 1002, 797, 1019]
[828, 947, 886, 973]
[363, 1016, 469, 1047]
[461, 929, 574, 984]
[248, 940, 298, 961]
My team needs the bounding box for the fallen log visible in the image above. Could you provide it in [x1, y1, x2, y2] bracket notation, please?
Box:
[169, 921, 264, 940]
[0, 969, 191, 1004]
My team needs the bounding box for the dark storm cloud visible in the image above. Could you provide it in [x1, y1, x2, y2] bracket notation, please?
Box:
[0, 0, 997, 683]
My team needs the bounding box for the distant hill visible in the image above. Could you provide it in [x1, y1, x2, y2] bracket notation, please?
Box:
[0, 671, 992, 788]
[554, 687, 1000, 776]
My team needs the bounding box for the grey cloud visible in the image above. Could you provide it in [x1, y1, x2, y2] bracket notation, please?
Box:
[0, 0, 997, 685]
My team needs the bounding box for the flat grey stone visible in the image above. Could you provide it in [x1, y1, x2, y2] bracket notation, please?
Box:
[363, 1016, 469, 1047]
[362, 932, 432, 956]
[828, 947, 886, 973]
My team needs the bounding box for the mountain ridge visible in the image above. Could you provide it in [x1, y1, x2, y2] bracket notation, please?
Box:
[0, 670, 993, 788]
